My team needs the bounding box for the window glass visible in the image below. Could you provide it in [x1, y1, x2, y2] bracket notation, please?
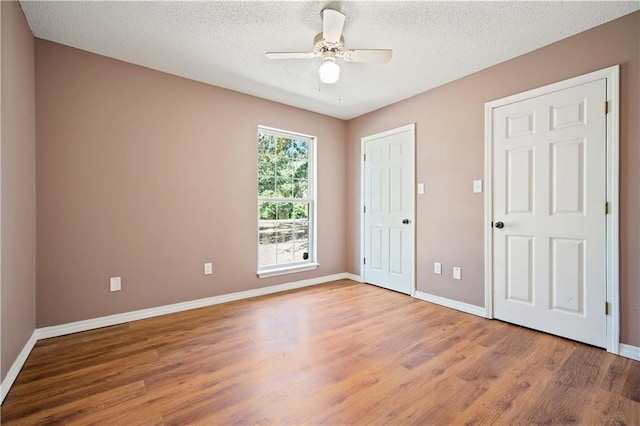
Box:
[257, 128, 314, 271]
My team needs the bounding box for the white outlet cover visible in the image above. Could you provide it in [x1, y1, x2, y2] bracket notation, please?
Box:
[110, 276, 121, 292]
[473, 180, 483, 193]
[417, 183, 425, 195]
[453, 267, 462, 280]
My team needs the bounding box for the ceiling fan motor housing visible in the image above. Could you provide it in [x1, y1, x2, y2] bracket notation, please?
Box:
[313, 33, 345, 55]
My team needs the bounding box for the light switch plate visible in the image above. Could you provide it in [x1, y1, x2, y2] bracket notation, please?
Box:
[434, 262, 442, 274]
[473, 180, 483, 193]
[204, 262, 213, 275]
[417, 183, 425, 195]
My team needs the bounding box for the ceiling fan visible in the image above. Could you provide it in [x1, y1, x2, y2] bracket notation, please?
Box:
[265, 9, 392, 84]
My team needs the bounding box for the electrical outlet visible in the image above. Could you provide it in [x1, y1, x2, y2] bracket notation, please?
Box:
[434, 262, 442, 274]
[453, 267, 462, 280]
[204, 262, 213, 275]
[417, 183, 425, 195]
[473, 180, 483, 193]
[110, 276, 121, 292]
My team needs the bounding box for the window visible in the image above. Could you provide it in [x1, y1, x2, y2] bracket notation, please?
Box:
[257, 126, 317, 277]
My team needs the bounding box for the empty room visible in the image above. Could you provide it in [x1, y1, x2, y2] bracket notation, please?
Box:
[2, 1, 639, 424]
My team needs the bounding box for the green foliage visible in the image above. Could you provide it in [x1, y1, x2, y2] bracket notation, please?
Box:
[258, 132, 310, 221]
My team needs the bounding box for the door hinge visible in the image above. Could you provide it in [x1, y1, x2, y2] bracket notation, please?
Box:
[364, 205, 366, 213]
[605, 201, 609, 214]
[605, 101, 609, 114]
[364, 154, 367, 161]
[605, 301, 610, 315]
[363, 257, 366, 265]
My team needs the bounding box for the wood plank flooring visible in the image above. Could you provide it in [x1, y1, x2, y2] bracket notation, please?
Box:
[2, 280, 639, 425]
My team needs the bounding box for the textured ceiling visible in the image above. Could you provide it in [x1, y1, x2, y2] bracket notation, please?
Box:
[20, 1, 640, 120]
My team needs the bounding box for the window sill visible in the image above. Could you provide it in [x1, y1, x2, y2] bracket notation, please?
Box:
[257, 263, 319, 278]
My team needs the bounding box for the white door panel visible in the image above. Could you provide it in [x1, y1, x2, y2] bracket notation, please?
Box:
[506, 235, 534, 305]
[493, 79, 607, 348]
[363, 126, 415, 295]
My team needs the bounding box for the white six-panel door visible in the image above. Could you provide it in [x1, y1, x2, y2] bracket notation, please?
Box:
[363, 125, 415, 295]
[492, 79, 607, 347]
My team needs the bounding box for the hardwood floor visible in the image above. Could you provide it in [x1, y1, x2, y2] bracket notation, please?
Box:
[2, 280, 639, 425]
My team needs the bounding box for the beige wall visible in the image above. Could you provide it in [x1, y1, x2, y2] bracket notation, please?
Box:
[1, 1, 36, 381]
[346, 12, 639, 346]
[16, 10, 640, 353]
[35, 40, 347, 327]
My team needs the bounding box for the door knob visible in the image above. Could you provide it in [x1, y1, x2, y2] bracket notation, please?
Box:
[402, 219, 410, 224]
[494, 221, 504, 229]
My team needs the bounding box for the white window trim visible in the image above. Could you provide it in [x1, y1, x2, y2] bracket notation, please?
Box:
[257, 263, 320, 278]
[256, 126, 318, 277]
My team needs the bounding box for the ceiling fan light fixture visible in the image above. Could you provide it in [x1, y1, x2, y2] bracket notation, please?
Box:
[266, 8, 392, 84]
[319, 57, 340, 84]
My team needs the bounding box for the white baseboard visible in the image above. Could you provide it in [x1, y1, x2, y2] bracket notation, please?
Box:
[38, 273, 350, 340]
[344, 273, 364, 282]
[414, 290, 487, 318]
[1, 331, 38, 404]
[619, 343, 640, 361]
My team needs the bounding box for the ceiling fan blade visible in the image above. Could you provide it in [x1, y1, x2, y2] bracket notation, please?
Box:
[342, 49, 393, 63]
[322, 9, 345, 43]
[265, 52, 317, 59]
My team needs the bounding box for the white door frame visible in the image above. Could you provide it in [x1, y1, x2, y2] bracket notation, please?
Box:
[484, 65, 620, 354]
[360, 123, 416, 297]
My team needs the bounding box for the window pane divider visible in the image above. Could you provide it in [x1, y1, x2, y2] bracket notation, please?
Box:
[258, 197, 310, 203]
[260, 218, 309, 223]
